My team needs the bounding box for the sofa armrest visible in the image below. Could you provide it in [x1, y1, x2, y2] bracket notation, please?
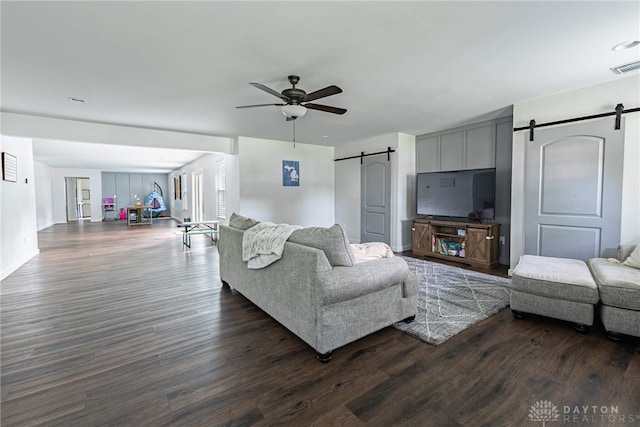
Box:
[317, 256, 413, 305]
[404, 272, 419, 298]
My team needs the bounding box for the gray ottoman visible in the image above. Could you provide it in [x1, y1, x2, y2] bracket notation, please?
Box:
[511, 255, 599, 332]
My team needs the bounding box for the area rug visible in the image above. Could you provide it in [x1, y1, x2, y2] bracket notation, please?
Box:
[393, 257, 511, 346]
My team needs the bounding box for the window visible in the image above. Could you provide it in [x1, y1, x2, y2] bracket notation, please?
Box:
[215, 159, 226, 219]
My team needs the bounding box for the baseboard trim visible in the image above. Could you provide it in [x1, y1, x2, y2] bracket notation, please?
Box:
[1, 249, 40, 281]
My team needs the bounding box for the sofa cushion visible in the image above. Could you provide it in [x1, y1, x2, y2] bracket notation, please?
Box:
[289, 224, 356, 267]
[622, 245, 640, 269]
[229, 212, 259, 230]
[511, 255, 599, 304]
[588, 258, 640, 310]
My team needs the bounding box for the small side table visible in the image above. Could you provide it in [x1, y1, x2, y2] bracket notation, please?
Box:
[126, 205, 153, 226]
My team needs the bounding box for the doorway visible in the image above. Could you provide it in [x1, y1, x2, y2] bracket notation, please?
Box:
[360, 155, 391, 244]
[65, 177, 91, 221]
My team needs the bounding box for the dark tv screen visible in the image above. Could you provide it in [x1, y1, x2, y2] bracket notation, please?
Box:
[416, 168, 496, 220]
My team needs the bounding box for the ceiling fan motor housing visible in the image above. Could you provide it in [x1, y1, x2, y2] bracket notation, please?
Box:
[282, 88, 307, 103]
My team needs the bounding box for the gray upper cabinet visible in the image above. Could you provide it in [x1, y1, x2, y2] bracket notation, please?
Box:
[416, 136, 439, 173]
[416, 121, 498, 172]
[440, 131, 465, 171]
[465, 125, 495, 170]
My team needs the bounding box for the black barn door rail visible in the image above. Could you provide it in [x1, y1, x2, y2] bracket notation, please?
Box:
[334, 146, 396, 164]
[514, 103, 640, 141]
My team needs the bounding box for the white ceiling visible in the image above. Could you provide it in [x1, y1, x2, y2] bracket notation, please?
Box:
[2, 1, 639, 172]
[30, 139, 210, 173]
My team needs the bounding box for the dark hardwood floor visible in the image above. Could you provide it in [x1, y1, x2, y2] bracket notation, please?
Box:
[1, 220, 638, 426]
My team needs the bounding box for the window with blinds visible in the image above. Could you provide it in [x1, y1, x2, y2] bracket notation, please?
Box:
[215, 159, 226, 219]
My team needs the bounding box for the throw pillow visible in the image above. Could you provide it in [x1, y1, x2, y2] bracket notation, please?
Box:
[289, 224, 356, 267]
[622, 245, 640, 269]
[229, 212, 259, 230]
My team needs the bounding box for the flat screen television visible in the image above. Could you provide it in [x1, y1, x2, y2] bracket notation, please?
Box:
[416, 168, 496, 221]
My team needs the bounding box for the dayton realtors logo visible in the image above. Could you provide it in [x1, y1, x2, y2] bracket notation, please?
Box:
[529, 400, 560, 426]
[529, 400, 639, 425]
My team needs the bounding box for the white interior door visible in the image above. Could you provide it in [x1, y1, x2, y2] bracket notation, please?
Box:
[524, 118, 624, 260]
[360, 155, 391, 244]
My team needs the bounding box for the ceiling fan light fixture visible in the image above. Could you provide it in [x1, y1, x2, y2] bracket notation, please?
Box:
[612, 40, 640, 51]
[281, 104, 307, 118]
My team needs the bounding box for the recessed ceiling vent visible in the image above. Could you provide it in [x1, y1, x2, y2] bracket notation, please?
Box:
[610, 60, 640, 75]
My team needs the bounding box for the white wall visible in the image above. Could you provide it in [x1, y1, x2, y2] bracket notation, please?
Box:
[225, 141, 240, 225]
[169, 153, 222, 222]
[511, 75, 640, 269]
[34, 161, 55, 230]
[237, 137, 335, 227]
[395, 133, 416, 251]
[334, 132, 415, 251]
[1, 136, 39, 280]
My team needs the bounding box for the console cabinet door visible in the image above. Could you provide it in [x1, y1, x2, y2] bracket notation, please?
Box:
[465, 228, 490, 263]
[465, 225, 499, 264]
[412, 222, 431, 254]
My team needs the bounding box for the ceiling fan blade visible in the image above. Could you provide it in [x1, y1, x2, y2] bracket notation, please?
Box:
[304, 85, 342, 102]
[304, 103, 347, 115]
[249, 82, 291, 101]
[236, 103, 285, 109]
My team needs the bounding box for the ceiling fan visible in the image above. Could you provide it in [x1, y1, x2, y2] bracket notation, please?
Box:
[236, 75, 347, 121]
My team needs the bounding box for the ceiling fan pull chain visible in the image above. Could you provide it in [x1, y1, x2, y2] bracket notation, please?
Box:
[293, 119, 296, 148]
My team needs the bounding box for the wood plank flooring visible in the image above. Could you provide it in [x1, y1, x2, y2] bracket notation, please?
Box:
[1, 220, 638, 426]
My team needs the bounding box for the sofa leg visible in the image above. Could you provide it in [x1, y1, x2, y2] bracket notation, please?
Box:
[402, 315, 416, 323]
[573, 323, 590, 333]
[316, 351, 332, 363]
[606, 331, 625, 342]
[511, 309, 526, 319]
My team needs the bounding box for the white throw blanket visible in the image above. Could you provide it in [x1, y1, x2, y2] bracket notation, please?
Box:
[242, 222, 302, 269]
[350, 242, 395, 264]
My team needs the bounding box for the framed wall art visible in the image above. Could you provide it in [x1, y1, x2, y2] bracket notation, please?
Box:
[282, 160, 299, 187]
[2, 152, 17, 182]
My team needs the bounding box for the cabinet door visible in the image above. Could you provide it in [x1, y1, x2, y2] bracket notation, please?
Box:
[465, 124, 495, 170]
[465, 228, 490, 263]
[416, 136, 439, 172]
[412, 222, 430, 253]
[440, 131, 464, 171]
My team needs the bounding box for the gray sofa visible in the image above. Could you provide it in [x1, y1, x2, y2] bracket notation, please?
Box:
[588, 245, 640, 339]
[218, 217, 418, 362]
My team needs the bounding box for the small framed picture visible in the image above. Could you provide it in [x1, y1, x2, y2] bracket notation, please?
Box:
[2, 152, 17, 182]
[283, 160, 299, 187]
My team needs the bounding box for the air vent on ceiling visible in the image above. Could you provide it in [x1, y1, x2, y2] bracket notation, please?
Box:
[610, 60, 640, 75]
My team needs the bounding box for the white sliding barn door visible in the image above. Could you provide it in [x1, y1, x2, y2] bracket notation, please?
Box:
[361, 155, 391, 244]
[524, 118, 624, 261]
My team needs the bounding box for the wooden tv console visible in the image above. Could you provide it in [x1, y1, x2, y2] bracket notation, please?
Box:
[412, 218, 500, 269]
